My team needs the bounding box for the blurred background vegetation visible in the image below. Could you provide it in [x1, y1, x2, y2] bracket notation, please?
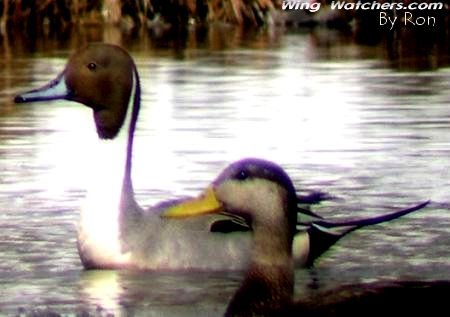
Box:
[1, 1, 448, 35]
[0, 0, 282, 34]
[0, 0, 448, 67]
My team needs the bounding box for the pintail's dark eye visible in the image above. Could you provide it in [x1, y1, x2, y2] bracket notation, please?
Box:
[87, 62, 97, 71]
[236, 170, 249, 181]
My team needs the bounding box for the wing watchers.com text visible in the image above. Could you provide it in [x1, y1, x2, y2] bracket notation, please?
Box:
[282, 1, 445, 13]
[282, 1, 447, 29]
[329, 1, 445, 11]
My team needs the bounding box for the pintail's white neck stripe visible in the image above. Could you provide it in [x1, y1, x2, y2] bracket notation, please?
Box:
[122, 67, 140, 197]
[77, 68, 138, 268]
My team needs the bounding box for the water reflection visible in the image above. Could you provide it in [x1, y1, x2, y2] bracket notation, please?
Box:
[1, 23, 450, 315]
[81, 270, 123, 313]
[78, 269, 239, 316]
[1, 20, 449, 68]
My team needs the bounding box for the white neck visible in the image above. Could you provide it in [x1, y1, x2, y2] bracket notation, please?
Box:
[77, 73, 137, 268]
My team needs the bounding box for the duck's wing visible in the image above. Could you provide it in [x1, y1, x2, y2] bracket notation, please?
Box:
[303, 200, 430, 267]
[293, 280, 450, 317]
[209, 215, 250, 233]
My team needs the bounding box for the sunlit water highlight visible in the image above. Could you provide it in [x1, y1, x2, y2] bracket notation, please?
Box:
[1, 28, 449, 316]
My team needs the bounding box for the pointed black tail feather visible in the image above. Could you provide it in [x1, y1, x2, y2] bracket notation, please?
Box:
[304, 200, 430, 267]
[313, 200, 430, 229]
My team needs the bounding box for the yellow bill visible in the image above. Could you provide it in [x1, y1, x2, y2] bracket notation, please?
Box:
[162, 186, 223, 218]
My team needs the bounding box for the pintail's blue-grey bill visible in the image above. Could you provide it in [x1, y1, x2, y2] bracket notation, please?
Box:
[14, 73, 70, 103]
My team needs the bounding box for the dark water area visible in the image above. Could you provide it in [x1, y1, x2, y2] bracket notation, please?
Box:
[1, 21, 450, 316]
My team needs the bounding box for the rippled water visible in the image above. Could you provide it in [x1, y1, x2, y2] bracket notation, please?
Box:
[1, 26, 450, 316]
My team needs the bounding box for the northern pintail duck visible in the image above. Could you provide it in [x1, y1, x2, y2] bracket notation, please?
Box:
[164, 158, 444, 317]
[15, 44, 427, 271]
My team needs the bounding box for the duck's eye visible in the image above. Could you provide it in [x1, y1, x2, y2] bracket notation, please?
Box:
[236, 170, 249, 181]
[87, 62, 97, 71]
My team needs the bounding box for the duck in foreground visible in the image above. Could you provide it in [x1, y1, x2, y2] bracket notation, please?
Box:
[163, 159, 446, 317]
[15, 43, 427, 271]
